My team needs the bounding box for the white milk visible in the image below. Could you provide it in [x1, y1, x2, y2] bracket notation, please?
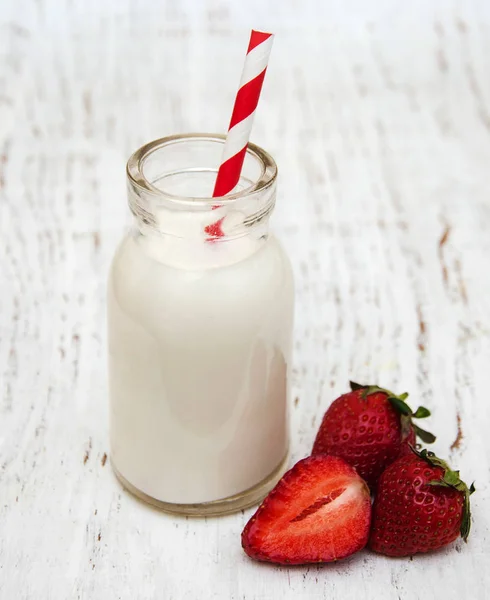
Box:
[108, 215, 294, 505]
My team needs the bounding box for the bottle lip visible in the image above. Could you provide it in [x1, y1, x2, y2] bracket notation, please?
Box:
[126, 133, 277, 208]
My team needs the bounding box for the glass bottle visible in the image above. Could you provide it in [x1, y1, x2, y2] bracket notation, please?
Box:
[108, 134, 294, 516]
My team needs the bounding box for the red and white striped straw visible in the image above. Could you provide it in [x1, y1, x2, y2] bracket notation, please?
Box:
[205, 30, 274, 238]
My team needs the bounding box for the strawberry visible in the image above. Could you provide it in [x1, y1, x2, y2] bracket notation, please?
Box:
[241, 455, 371, 565]
[369, 448, 475, 556]
[311, 381, 435, 489]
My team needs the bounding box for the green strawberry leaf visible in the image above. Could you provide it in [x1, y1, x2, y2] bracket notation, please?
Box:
[363, 385, 387, 398]
[460, 486, 474, 542]
[460, 501, 471, 541]
[389, 397, 413, 416]
[349, 381, 365, 392]
[413, 424, 436, 444]
[412, 406, 431, 419]
[443, 470, 461, 487]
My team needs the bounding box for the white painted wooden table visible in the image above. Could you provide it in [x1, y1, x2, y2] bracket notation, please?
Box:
[1, 1, 489, 598]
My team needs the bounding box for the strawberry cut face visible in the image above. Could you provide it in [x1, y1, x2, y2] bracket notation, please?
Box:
[242, 455, 371, 565]
[289, 487, 346, 522]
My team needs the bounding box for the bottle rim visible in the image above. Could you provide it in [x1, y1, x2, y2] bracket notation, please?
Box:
[126, 133, 277, 209]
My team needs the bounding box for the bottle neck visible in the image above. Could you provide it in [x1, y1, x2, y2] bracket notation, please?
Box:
[125, 134, 278, 270]
[133, 206, 270, 270]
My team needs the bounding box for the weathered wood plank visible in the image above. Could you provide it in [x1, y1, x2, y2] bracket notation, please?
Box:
[0, 1, 489, 598]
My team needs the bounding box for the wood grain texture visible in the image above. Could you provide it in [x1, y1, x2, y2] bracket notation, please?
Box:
[1, 0, 489, 598]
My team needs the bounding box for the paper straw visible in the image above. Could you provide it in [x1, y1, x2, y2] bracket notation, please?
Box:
[205, 30, 274, 238]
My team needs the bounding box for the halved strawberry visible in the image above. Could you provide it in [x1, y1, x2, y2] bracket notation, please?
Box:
[241, 455, 371, 565]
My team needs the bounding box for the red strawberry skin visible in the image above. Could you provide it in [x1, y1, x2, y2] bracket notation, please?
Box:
[242, 455, 371, 565]
[369, 453, 465, 556]
[312, 389, 408, 488]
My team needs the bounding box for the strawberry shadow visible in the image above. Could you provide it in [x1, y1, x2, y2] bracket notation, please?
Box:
[241, 548, 369, 571]
[365, 540, 465, 562]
